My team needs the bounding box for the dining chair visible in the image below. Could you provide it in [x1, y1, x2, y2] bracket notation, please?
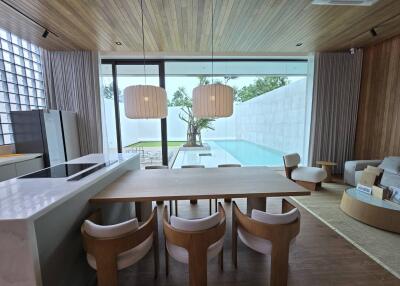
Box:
[232, 199, 300, 286]
[217, 164, 242, 203]
[181, 164, 215, 215]
[163, 203, 226, 286]
[81, 207, 159, 286]
[145, 165, 173, 212]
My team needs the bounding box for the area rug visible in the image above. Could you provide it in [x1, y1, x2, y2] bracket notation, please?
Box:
[291, 182, 400, 279]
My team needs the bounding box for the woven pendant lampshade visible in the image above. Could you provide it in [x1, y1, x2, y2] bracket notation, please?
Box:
[124, 85, 168, 119]
[192, 83, 234, 118]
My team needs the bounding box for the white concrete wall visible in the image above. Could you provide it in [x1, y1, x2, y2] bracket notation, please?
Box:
[235, 79, 308, 160]
[102, 79, 309, 160]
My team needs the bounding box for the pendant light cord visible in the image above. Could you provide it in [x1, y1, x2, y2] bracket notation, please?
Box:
[140, 0, 146, 84]
[211, 0, 214, 84]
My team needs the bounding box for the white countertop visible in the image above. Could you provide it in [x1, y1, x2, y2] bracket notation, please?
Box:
[0, 153, 43, 166]
[0, 153, 139, 221]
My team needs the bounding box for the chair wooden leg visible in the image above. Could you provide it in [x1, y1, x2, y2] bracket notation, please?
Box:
[188, 252, 207, 286]
[96, 257, 118, 286]
[218, 248, 224, 271]
[153, 216, 159, 279]
[169, 201, 173, 216]
[215, 199, 218, 213]
[175, 200, 178, 216]
[165, 242, 169, 277]
[232, 210, 238, 269]
[209, 199, 212, 215]
[270, 244, 290, 286]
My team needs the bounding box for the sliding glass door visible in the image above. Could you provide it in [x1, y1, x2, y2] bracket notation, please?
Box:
[100, 61, 168, 168]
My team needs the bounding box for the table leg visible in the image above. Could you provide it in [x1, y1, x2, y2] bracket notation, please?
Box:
[322, 165, 332, 183]
[247, 197, 266, 215]
[135, 202, 152, 221]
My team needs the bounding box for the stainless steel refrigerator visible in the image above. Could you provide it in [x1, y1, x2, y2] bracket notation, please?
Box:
[11, 110, 81, 167]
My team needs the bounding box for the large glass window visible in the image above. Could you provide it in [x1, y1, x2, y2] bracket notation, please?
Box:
[0, 27, 46, 145]
[101, 59, 312, 169]
[165, 61, 311, 168]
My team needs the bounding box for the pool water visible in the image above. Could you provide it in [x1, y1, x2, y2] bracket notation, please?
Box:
[211, 140, 284, 166]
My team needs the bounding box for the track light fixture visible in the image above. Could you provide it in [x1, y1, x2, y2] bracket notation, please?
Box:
[42, 29, 49, 38]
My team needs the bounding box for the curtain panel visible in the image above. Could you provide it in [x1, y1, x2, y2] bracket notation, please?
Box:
[309, 51, 363, 174]
[41, 50, 102, 155]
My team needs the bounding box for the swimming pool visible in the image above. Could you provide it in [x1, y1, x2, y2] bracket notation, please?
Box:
[172, 139, 284, 168]
[212, 140, 284, 166]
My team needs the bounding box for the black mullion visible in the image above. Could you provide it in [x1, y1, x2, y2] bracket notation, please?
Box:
[159, 61, 168, 166]
[112, 62, 122, 153]
[102, 58, 308, 64]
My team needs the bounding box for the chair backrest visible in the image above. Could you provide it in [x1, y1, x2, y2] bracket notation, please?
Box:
[283, 153, 301, 179]
[251, 208, 299, 225]
[145, 165, 169, 170]
[163, 203, 226, 252]
[81, 207, 158, 269]
[218, 164, 242, 168]
[232, 199, 300, 244]
[181, 165, 205, 168]
[170, 212, 221, 232]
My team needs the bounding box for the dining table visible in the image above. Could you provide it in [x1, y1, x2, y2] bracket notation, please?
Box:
[90, 166, 311, 219]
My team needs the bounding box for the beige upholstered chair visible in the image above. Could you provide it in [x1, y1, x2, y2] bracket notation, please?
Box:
[232, 200, 300, 286]
[218, 164, 241, 203]
[283, 153, 327, 191]
[81, 208, 159, 286]
[163, 203, 226, 286]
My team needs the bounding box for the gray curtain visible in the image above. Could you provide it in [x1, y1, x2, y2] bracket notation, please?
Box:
[308, 51, 363, 174]
[41, 50, 103, 155]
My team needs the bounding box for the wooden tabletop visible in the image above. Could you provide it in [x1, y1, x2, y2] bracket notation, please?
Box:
[316, 161, 337, 166]
[91, 167, 310, 203]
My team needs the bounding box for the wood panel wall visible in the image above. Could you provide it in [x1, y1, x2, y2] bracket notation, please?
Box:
[355, 35, 400, 159]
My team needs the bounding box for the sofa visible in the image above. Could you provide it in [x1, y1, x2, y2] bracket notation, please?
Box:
[344, 157, 400, 188]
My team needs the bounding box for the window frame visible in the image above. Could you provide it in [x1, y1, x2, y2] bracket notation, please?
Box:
[0, 28, 46, 145]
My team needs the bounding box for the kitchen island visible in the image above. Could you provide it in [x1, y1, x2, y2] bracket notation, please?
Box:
[0, 153, 140, 286]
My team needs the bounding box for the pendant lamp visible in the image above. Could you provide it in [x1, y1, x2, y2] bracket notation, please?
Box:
[124, 0, 167, 119]
[192, 0, 233, 118]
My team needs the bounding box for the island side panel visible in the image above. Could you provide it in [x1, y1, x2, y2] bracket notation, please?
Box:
[33, 155, 139, 286]
[0, 220, 41, 286]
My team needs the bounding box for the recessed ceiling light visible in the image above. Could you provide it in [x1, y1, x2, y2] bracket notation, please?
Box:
[370, 28, 377, 37]
[296, 43, 303, 47]
[115, 42, 122, 46]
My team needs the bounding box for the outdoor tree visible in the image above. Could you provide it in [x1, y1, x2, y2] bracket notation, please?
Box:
[235, 76, 288, 102]
[103, 83, 122, 101]
[170, 84, 215, 147]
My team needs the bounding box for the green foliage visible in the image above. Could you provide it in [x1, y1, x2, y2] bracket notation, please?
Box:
[103, 83, 122, 101]
[235, 76, 288, 102]
[168, 87, 192, 107]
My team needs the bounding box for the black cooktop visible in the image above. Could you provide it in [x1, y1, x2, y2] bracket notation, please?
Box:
[19, 163, 97, 179]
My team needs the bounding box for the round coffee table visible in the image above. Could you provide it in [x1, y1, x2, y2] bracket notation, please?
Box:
[316, 161, 337, 183]
[340, 188, 400, 233]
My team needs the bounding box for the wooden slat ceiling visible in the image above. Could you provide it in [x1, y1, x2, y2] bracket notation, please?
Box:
[0, 0, 400, 54]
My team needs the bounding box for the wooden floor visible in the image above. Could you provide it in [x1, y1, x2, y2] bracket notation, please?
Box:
[118, 198, 399, 286]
